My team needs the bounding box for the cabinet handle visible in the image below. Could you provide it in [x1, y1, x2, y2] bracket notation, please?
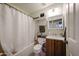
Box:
[64, 40, 68, 44]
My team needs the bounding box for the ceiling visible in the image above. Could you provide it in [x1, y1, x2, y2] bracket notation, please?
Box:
[9, 3, 53, 14]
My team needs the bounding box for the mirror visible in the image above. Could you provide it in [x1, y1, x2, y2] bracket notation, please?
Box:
[48, 15, 64, 29]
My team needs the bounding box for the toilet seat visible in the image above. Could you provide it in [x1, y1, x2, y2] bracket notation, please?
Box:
[33, 44, 42, 55]
[34, 44, 42, 54]
[34, 44, 42, 51]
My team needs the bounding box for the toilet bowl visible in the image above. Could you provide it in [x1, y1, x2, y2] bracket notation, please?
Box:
[34, 44, 42, 55]
[33, 38, 46, 56]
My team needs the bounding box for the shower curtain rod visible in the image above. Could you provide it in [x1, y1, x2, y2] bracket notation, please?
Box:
[0, 3, 32, 18]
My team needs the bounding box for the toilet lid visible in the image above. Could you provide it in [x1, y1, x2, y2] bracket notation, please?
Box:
[34, 44, 42, 50]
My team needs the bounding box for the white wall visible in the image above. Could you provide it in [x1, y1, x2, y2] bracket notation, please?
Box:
[31, 4, 65, 35]
[30, 4, 63, 17]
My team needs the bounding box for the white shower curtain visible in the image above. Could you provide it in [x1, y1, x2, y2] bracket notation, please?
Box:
[0, 4, 35, 55]
[0, 4, 14, 55]
[28, 16, 35, 45]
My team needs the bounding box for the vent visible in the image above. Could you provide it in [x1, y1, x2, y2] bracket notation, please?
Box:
[40, 13, 44, 17]
[33, 13, 45, 20]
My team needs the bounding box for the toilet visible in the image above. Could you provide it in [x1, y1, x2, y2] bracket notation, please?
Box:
[34, 38, 46, 56]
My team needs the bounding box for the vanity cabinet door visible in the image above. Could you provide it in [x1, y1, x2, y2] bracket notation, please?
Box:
[46, 39, 52, 56]
[54, 40, 63, 56]
[51, 40, 54, 56]
[54, 40, 66, 56]
[46, 39, 54, 56]
[46, 39, 66, 56]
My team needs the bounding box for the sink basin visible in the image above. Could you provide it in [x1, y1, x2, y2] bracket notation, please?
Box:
[46, 35, 64, 41]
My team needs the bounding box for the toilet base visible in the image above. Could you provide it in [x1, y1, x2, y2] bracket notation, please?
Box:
[34, 50, 46, 56]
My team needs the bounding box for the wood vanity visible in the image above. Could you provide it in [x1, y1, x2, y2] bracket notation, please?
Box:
[46, 36, 66, 56]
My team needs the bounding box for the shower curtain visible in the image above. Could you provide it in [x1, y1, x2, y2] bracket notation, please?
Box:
[0, 4, 35, 55]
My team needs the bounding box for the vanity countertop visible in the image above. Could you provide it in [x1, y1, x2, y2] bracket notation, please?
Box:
[46, 35, 65, 41]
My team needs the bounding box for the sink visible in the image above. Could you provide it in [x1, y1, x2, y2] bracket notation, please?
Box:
[46, 35, 64, 41]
